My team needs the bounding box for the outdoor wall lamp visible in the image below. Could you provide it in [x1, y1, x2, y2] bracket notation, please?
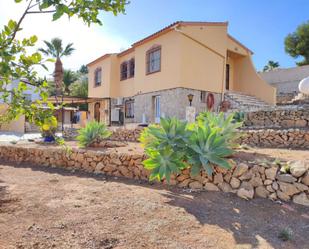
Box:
[187, 94, 194, 106]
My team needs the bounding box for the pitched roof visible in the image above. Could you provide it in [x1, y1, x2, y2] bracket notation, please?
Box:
[88, 21, 252, 64]
[87, 53, 115, 67]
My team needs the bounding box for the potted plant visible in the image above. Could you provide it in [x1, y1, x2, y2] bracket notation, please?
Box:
[40, 116, 58, 142]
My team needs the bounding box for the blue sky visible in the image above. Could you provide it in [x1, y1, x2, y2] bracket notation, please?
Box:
[100, 0, 309, 70]
[1, 0, 308, 75]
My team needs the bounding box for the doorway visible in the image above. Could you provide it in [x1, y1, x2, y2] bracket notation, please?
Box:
[226, 64, 230, 90]
[154, 96, 161, 123]
[94, 102, 100, 122]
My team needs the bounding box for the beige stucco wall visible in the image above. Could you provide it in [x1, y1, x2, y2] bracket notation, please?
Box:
[88, 56, 114, 98]
[233, 56, 276, 104]
[0, 104, 25, 133]
[87, 23, 276, 105]
[117, 52, 135, 97]
[178, 25, 226, 93]
[226, 56, 235, 91]
[133, 31, 182, 94]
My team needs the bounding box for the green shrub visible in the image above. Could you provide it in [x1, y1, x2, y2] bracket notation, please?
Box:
[77, 121, 111, 147]
[141, 112, 241, 182]
[278, 228, 293, 241]
[233, 111, 245, 123]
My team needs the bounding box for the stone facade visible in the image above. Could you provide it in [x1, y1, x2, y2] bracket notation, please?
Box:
[1, 143, 309, 206]
[131, 87, 221, 124]
[244, 106, 309, 128]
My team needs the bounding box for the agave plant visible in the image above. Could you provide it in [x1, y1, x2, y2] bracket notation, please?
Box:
[77, 121, 111, 147]
[197, 111, 243, 145]
[185, 124, 233, 176]
[140, 114, 240, 182]
[141, 118, 190, 181]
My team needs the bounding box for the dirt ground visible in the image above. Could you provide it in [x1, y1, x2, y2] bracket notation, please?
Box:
[1, 153, 309, 249]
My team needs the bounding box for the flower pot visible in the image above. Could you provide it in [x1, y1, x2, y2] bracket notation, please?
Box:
[44, 135, 55, 143]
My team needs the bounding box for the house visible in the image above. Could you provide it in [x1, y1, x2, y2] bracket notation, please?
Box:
[0, 79, 41, 133]
[87, 21, 276, 125]
[260, 65, 309, 103]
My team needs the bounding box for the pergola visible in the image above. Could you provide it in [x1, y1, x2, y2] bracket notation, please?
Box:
[47, 96, 112, 130]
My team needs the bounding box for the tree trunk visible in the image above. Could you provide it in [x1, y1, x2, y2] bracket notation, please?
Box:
[54, 58, 63, 96]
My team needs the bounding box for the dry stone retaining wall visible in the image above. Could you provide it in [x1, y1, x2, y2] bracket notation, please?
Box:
[244, 106, 309, 128]
[240, 128, 309, 149]
[0, 144, 308, 206]
[107, 127, 309, 149]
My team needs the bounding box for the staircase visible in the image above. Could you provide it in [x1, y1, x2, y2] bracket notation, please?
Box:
[224, 91, 272, 112]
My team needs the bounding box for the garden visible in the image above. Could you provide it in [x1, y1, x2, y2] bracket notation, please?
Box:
[1, 111, 309, 248]
[1, 111, 308, 207]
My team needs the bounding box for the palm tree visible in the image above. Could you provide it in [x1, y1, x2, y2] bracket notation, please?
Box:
[263, 60, 280, 72]
[63, 69, 78, 95]
[39, 38, 75, 95]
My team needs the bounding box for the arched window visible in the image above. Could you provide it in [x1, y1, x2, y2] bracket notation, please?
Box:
[120, 62, 128, 80]
[94, 102, 101, 122]
[129, 58, 135, 78]
[146, 45, 161, 74]
[94, 68, 102, 86]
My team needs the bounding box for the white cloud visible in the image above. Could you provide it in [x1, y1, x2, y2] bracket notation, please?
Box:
[0, 1, 130, 76]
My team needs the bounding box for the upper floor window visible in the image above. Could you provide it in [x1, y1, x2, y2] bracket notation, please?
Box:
[146, 45, 161, 74]
[94, 68, 102, 86]
[120, 62, 128, 80]
[129, 58, 135, 78]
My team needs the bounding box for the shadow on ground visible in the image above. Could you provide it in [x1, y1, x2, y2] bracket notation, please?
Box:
[1, 160, 309, 249]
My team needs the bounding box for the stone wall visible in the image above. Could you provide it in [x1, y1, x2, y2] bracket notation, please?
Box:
[108, 126, 309, 149]
[0, 144, 308, 206]
[133, 87, 221, 123]
[244, 106, 309, 128]
[240, 128, 309, 149]
[277, 93, 297, 104]
[109, 127, 143, 142]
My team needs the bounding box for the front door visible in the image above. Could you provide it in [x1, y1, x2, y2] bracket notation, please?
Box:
[94, 102, 100, 122]
[154, 96, 161, 123]
[226, 64, 230, 90]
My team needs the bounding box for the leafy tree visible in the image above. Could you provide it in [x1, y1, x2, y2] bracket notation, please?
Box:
[263, 60, 280, 72]
[70, 77, 88, 98]
[63, 69, 78, 95]
[79, 65, 88, 74]
[0, 0, 127, 126]
[285, 21, 309, 66]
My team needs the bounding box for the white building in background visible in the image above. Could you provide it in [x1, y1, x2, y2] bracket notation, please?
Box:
[0, 79, 41, 103]
[259, 65, 309, 103]
[0, 79, 41, 133]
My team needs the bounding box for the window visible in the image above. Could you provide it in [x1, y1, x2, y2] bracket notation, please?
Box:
[129, 58, 135, 77]
[200, 91, 207, 103]
[23, 94, 32, 102]
[146, 46, 161, 74]
[94, 68, 102, 86]
[120, 62, 128, 80]
[125, 99, 134, 118]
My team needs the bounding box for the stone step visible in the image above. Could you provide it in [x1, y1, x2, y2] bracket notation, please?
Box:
[224, 91, 272, 112]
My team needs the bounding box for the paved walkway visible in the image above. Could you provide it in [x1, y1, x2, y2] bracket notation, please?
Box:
[0, 132, 62, 142]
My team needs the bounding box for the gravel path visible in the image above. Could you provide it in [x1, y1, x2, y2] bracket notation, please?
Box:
[0, 163, 308, 249]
